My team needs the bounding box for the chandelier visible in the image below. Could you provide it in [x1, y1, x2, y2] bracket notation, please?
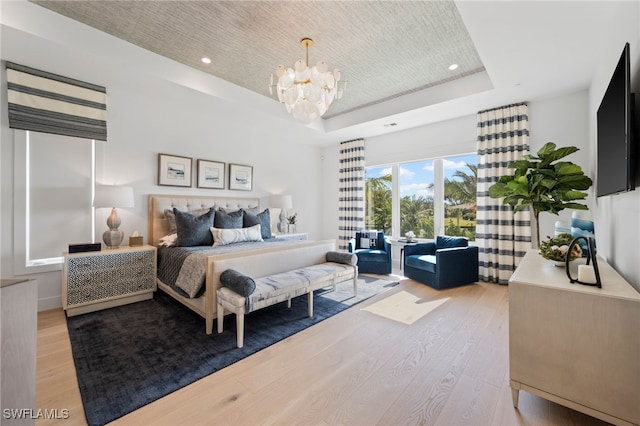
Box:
[269, 38, 345, 123]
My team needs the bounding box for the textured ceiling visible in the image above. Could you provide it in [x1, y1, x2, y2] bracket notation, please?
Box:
[30, 0, 485, 120]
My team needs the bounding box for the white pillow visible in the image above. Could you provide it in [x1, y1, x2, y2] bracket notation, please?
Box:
[159, 233, 178, 247]
[210, 224, 263, 246]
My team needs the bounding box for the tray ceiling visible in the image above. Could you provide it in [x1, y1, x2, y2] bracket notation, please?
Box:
[29, 0, 485, 120]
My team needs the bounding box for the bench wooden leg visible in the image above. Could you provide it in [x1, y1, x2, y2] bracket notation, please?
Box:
[308, 291, 314, 317]
[236, 313, 244, 348]
[217, 302, 224, 334]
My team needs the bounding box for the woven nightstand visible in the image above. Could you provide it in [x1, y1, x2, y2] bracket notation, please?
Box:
[62, 245, 157, 316]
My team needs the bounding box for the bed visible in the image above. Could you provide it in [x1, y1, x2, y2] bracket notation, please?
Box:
[148, 194, 323, 334]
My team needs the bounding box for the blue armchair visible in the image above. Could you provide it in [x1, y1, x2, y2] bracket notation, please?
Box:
[403, 235, 478, 290]
[349, 231, 392, 274]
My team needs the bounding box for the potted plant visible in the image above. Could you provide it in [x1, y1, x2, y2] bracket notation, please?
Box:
[286, 213, 297, 233]
[538, 233, 583, 266]
[488, 142, 593, 247]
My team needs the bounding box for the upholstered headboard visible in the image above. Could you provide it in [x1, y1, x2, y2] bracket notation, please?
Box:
[148, 194, 260, 246]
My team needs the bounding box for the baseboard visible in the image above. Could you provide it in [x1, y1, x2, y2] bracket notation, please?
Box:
[38, 295, 62, 312]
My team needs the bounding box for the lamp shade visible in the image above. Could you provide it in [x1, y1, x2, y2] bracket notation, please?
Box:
[269, 194, 292, 209]
[94, 185, 134, 208]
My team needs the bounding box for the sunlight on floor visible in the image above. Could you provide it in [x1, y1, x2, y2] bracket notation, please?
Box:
[361, 290, 450, 324]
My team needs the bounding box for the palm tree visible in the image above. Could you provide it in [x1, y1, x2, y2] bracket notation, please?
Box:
[365, 173, 392, 233]
[400, 195, 434, 236]
[444, 163, 478, 236]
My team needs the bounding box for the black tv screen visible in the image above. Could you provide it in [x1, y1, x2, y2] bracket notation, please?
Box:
[596, 42, 636, 197]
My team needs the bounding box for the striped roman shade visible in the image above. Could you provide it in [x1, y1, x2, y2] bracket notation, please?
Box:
[6, 62, 107, 141]
[338, 139, 365, 251]
[475, 103, 532, 284]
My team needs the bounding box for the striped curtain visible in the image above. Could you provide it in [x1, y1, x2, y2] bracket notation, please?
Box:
[338, 139, 365, 250]
[476, 103, 532, 284]
[6, 62, 107, 141]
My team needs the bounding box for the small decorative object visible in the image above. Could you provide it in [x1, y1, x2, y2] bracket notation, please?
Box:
[566, 236, 601, 288]
[571, 211, 595, 256]
[269, 194, 292, 232]
[405, 231, 416, 242]
[488, 142, 593, 247]
[158, 153, 192, 187]
[93, 185, 135, 248]
[554, 220, 571, 236]
[197, 159, 225, 189]
[287, 213, 297, 233]
[539, 233, 582, 266]
[129, 231, 143, 247]
[229, 164, 253, 191]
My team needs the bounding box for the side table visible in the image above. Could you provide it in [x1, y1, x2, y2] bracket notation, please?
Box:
[62, 244, 157, 316]
[395, 239, 418, 270]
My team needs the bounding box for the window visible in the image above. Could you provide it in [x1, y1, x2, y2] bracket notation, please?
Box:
[443, 155, 477, 241]
[399, 160, 434, 238]
[364, 165, 391, 234]
[14, 130, 95, 274]
[365, 153, 477, 241]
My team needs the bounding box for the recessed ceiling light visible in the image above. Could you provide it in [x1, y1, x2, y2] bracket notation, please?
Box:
[201, 57, 212, 64]
[448, 63, 458, 71]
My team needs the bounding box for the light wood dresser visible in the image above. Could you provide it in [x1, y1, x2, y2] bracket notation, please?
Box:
[1, 278, 37, 425]
[509, 250, 640, 426]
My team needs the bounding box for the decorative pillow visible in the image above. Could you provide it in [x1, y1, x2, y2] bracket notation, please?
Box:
[159, 233, 177, 247]
[210, 224, 263, 246]
[173, 208, 215, 247]
[214, 209, 244, 229]
[220, 269, 256, 297]
[242, 206, 259, 215]
[164, 209, 177, 235]
[243, 208, 272, 239]
[436, 235, 468, 249]
[165, 207, 213, 236]
[326, 251, 357, 265]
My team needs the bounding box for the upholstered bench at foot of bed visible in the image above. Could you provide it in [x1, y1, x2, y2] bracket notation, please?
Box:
[217, 258, 357, 348]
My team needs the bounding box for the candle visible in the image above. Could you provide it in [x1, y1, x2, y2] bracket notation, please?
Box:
[578, 264, 597, 284]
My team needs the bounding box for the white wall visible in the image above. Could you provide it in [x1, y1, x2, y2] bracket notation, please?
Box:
[1, 4, 328, 310]
[321, 92, 592, 248]
[2, 1, 639, 311]
[529, 90, 591, 243]
[588, 2, 640, 291]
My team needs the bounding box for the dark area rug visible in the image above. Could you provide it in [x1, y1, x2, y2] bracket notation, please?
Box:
[66, 275, 397, 426]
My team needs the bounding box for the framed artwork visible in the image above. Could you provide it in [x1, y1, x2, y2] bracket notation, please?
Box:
[158, 153, 192, 187]
[229, 164, 253, 191]
[197, 159, 225, 189]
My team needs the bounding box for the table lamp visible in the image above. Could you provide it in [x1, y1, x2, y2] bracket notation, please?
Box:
[269, 194, 292, 233]
[94, 185, 134, 248]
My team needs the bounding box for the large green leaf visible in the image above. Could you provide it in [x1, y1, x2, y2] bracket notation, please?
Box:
[554, 162, 583, 175]
[536, 142, 557, 158]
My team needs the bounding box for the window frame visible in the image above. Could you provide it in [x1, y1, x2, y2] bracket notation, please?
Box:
[366, 153, 476, 241]
[13, 130, 96, 275]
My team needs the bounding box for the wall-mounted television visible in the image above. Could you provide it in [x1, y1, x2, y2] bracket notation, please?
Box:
[596, 42, 637, 197]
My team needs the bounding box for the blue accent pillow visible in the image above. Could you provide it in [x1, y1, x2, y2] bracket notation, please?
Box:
[436, 235, 468, 249]
[173, 208, 215, 246]
[243, 208, 272, 239]
[214, 209, 243, 229]
[220, 269, 256, 297]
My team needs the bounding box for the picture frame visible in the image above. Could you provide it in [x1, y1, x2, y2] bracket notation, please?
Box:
[228, 163, 253, 191]
[197, 159, 225, 189]
[158, 153, 192, 187]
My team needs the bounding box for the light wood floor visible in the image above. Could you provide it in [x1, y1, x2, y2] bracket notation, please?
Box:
[36, 276, 611, 426]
